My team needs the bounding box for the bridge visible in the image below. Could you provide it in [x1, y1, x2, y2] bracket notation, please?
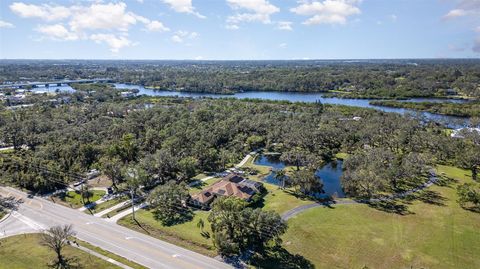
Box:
[0, 78, 114, 89]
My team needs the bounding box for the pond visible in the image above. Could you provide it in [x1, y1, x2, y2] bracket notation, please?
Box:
[254, 154, 346, 198]
[113, 83, 468, 128]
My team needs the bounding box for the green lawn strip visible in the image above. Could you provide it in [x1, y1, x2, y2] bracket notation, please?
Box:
[101, 202, 133, 218]
[85, 196, 128, 215]
[261, 184, 313, 214]
[335, 152, 349, 160]
[118, 209, 216, 257]
[75, 239, 147, 269]
[281, 165, 480, 269]
[0, 234, 120, 269]
[189, 178, 222, 195]
[192, 173, 209, 180]
[53, 190, 106, 209]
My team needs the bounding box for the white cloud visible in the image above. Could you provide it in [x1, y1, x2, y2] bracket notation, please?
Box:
[171, 30, 199, 43]
[10, 2, 71, 21]
[389, 14, 397, 22]
[444, 0, 480, 54]
[279, 43, 287, 49]
[162, 0, 205, 18]
[90, 34, 133, 53]
[290, 0, 362, 25]
[226, 0, 280, 28]
[68, 3, 138, 32]
[277, 21, 293, 31]
[225, 24, 240, 30]
[145, 20, 170, 32]
[9, 2, 169, 53]
[36, 24, 78, 41]
[0, 20, 14, 28]
[444, 9, 468, 19]
[194, 56, 204, 60]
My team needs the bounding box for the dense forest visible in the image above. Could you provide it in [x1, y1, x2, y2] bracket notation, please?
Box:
[1, 88, 478, 199]
[370, 100, 480, 117]
[1, 59, 479, 98]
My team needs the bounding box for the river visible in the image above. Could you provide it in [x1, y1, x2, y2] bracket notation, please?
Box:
[29, 83, 468, 127]
[114, 83, 468, 127]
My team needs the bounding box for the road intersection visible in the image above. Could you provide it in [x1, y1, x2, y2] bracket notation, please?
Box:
[0, 186, 231, 269]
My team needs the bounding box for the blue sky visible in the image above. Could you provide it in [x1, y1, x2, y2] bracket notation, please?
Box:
[0, 0, 479, 59]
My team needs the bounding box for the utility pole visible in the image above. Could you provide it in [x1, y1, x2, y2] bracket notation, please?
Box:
[130, 188, 135, 221]
[127, 167, 138, 221]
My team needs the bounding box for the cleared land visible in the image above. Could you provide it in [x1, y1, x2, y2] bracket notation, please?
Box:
[0, 234, 121, 269]
[282, 165, 480, 269]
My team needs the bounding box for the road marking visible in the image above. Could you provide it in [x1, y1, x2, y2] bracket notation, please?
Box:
[86, 222, 95, 225]
[125, 236, 135, 240]
[172, 254, 180, 258]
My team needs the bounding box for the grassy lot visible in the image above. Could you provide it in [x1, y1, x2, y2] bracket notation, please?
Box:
[261, 184, 313, 214]
[0, 234, 121, 269]
[84, 196, 128, 215]
[281, 165, 480, 269]
[53, 190, 105, 209]
[189, 178, 222, 195]
[76, 239, 147, 269]
[118, 209, 216, 257]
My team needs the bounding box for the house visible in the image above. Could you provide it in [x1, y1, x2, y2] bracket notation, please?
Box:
[190, 173, 264, 209]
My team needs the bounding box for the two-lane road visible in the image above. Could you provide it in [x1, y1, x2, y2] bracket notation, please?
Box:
[0, 186, 231, 269]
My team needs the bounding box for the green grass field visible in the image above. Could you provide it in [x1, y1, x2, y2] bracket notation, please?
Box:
[85, 196, 128, 215]
[0, 234, 121, 269]
[118, 209, 216, 257]
[281, 165, 480, 269]
[53, 190, 105, 209]
[76, 239, 147, 269]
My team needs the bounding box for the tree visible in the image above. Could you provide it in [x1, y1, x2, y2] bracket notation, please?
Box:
[457, 183, 480, 210]
[99, 156, 124, 191]
[80, 183, 93, 205]
[341, 149, 392, 198]
[459, 145, 480, 181]
[274, 169, 287, 189]
[41, 225, 76, 269]
[246, 135, 265, 151]
[208, 197, 287, 256]
[147, 180, 192, 226]
[290, 169, 323, 196]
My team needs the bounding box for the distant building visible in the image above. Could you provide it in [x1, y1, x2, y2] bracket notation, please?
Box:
[190, 173, 264, 209]
[451, 128, 480, 138]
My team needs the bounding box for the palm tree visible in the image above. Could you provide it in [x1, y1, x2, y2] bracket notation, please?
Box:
[197, 218, 205, 233]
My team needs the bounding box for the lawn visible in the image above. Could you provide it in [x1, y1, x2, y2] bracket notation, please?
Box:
[189, 178, 222, 195]
[281, 165, 480, 269]
[261, 183, 313, 214]
[84, 195, 128, 215]
[118, 209, 216, 257]
[76, 239, 147, 269]
[53, 190, 106, 209]
[0, 234, 121, 269]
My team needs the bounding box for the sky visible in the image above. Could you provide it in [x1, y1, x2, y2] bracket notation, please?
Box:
[0, 0, 479, 60]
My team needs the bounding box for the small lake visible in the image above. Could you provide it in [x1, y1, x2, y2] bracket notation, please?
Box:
[113, 83, 468, 127]
[254, 154, 346, 198]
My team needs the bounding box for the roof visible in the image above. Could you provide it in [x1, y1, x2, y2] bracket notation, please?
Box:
[191, 174, 262, 205]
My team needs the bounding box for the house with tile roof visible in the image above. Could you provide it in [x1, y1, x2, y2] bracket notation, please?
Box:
[191, 173, 264, 209]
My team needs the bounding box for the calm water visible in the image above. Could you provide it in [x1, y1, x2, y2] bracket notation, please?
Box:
[254, 154, 346, 198]
[31, 84, 76, 93]
[113, 83, 467, 127]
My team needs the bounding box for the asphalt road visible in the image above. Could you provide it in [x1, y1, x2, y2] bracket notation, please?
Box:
[0, 186, 231, 269]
